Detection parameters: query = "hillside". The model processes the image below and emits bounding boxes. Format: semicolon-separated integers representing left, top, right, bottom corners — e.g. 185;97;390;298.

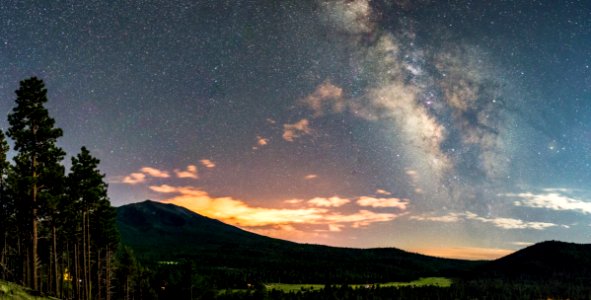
0;280;55;300
474;240;591;281
116;200;480;283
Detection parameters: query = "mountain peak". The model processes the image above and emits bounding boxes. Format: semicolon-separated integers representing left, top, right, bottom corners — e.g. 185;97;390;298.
116;200;479;283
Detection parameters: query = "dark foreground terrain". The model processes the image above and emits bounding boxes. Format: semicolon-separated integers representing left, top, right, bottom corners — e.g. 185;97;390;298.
112;201;591;299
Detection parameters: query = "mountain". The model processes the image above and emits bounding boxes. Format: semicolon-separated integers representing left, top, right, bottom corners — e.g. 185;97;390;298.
474;240;591;281
116;200;480;284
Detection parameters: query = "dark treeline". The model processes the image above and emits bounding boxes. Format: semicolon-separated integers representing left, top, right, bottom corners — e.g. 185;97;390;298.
0;77;119;299
215;280;591;300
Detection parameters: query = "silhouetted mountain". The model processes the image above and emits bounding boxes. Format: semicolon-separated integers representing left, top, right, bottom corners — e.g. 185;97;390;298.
116;200;480;284
474;241;591;280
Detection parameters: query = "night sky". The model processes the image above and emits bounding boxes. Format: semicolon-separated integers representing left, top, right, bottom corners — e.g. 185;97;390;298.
1;0;590;260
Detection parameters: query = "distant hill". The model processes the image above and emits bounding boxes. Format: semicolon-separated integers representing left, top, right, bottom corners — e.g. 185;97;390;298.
116;200;480;284
474;240;591;281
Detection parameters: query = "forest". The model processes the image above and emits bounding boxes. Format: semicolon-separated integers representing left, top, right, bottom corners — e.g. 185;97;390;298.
0;77;119;299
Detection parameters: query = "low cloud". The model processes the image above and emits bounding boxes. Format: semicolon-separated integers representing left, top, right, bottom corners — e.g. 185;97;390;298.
283;119;312;142
122;172;146;185
308;196;350;207
200;159;216;169
150;185;405;229
411;211;559;230
175;165;198;179
356;196;408;209
504;191;591;214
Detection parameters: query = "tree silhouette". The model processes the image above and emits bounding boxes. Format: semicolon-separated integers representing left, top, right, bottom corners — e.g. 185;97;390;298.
7;77;65;290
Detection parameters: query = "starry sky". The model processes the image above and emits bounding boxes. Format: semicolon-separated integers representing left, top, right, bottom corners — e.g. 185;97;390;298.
1;0;590;260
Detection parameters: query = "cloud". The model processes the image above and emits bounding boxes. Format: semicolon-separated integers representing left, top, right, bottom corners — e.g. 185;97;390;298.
505;191;591;214
411;211;559;230
301;81;345;116
376;189;391;195
122;172;146;185
256;135;269;146
284;199;303;204
308;196;350;207
512;241;534;247
356;196;408;209
150;185;404;229
328;224;344;232
175;165;198;179
200;159;216;169
283;119;312;142
304;174;318;180
411;246;513;260
140;167;170;178
122;166;172;184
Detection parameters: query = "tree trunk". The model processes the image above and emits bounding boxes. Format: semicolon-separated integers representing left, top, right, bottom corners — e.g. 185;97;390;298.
31;155;38;291
82;211;90;300
86;212;92;300
53;224;60;296
75;243;80;300
97;249;101;300
106;248;111;300
49;241;53;295
1;231;6;280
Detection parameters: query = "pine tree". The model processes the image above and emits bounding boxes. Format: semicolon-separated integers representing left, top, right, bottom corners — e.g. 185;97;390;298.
7;77;65;290
0;130;11;280
69;146;119;300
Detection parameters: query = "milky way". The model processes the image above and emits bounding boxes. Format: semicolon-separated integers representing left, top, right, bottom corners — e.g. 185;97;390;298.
1;1;590;259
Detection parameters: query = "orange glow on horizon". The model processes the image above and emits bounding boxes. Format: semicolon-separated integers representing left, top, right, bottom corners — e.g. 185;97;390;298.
411;247;514;260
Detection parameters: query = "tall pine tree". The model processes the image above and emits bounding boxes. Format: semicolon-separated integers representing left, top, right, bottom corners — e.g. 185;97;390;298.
7;77;65;290
69;146;118;300
0;130;11;280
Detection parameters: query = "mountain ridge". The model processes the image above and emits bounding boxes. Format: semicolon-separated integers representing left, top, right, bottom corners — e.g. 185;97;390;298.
116;200;591;284
116;200;480;283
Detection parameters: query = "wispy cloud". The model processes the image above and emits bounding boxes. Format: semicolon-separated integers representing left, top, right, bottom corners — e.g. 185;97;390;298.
122;172;146;185
200;159;216;169
356;196;408;209
304;174;318;180
282;119;312;142
175;165;198;179
504;191;591;214
411;211;559;230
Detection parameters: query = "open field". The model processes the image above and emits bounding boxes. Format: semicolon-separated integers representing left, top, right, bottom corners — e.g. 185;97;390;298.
263;277;452;293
